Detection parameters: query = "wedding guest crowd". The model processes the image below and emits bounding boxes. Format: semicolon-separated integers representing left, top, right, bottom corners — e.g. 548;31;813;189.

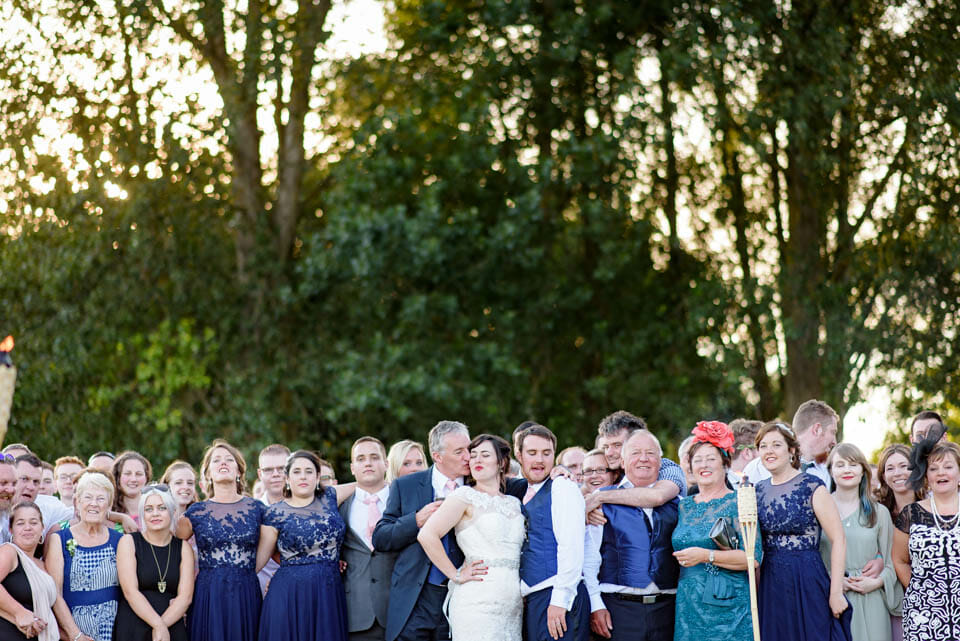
0;404;950;640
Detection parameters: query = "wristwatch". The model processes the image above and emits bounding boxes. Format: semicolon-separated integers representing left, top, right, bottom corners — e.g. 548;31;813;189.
708;550;715;564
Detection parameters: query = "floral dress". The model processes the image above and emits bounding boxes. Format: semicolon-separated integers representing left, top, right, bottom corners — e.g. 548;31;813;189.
259;487;348;641
186;497;266;641
756;473;851;641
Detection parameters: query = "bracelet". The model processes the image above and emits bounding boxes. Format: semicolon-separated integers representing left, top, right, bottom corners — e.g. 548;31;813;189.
455;567;462;583
73;631;82;641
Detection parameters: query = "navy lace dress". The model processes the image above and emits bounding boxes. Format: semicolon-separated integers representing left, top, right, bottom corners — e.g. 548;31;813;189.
756;473;852;641
186;497;266;641
259;487;347;641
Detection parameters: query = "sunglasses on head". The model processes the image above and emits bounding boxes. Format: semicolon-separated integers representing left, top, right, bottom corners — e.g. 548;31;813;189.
143;483;170;493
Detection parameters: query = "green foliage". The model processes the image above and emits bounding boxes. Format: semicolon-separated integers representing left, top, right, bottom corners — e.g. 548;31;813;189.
2;0;958;472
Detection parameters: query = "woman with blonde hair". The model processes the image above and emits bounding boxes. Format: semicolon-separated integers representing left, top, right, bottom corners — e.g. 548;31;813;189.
46;472;123;640
177;439;265;641
822;443;899;641
161;461;198;515
114;485;194;641
386;440;427;482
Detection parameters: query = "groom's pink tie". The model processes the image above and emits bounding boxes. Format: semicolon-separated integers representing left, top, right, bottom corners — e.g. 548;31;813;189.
523;485;537;504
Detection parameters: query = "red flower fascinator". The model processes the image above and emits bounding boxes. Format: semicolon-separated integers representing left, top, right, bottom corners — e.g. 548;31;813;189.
691;420;734;455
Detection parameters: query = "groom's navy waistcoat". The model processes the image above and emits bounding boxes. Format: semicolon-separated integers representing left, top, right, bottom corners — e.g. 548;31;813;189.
597;497;680;590
520;478;557;586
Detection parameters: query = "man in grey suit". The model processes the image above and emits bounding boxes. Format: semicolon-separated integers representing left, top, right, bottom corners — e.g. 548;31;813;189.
340;436;396;641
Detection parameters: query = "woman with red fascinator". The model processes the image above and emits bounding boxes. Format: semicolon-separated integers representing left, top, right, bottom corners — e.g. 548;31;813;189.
671;421;762;641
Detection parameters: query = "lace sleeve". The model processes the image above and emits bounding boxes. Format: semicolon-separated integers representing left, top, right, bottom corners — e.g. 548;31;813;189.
895;502;918;533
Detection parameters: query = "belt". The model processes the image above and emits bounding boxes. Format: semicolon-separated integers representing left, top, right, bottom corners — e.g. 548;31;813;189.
608;592;675;604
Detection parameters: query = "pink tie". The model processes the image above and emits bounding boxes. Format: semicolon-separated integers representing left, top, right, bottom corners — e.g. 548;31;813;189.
444;479;457;497
523;485;537;504
363;495;381;549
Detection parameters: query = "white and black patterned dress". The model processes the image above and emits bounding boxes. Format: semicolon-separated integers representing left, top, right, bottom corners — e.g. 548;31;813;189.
895;502;960;641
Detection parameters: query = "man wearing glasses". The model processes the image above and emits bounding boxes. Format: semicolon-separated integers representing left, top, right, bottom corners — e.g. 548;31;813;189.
256;443;290;594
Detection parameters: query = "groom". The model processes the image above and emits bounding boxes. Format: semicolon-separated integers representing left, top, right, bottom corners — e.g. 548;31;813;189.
372;421;472;641
516;423;590;641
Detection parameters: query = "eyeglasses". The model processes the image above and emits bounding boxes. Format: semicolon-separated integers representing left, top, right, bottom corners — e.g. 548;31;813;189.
583;467;609;476
259;466;285;476
319;475;335;482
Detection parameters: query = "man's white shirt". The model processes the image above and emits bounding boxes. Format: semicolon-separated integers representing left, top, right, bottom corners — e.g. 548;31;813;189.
519;476;585;610
583;477;676;613
349;485;390;550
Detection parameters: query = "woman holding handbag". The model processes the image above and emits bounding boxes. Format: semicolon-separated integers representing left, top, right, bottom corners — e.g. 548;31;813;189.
671;421;761;641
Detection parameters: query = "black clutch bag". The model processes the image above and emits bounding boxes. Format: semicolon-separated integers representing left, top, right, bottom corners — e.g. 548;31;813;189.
708;516;740;551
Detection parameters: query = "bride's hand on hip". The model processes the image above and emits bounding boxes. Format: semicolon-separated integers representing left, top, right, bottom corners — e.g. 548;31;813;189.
454;559;488;584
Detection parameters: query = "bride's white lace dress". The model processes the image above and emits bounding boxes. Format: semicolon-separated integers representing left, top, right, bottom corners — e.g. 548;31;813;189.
445;485;525;641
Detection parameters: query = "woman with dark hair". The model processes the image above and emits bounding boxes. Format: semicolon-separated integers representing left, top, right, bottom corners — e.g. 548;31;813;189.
176;439;263;641
0;502;92;641
111;452;152;526
877;445;922;521
672;421;760;641
256;450;355;641
823;443;899;641
893;439;960;641
417;434;524;641
754;422;851;641
876;444;920;641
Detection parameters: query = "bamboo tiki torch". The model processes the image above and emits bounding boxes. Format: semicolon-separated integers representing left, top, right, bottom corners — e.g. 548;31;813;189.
738;480;761;641
0;336;15;446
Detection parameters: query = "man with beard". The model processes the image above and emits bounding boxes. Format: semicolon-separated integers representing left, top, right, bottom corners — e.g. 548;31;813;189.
14;453;72;538
0;457;16;542
517;423;589;641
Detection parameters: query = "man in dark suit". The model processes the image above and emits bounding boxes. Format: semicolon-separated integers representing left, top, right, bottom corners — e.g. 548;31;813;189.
340;436;397;641
372;421;472;641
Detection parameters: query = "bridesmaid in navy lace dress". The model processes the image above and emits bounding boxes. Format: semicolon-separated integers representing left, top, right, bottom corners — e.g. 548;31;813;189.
754;422;851;641
177;440;265;641
256;450;354;641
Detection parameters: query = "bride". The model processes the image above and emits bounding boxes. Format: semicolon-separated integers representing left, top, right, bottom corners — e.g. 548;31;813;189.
417;434;524;641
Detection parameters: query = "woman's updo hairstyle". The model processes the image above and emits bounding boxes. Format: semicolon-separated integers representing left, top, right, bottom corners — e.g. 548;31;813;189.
754;421;801;470
466;434;512;492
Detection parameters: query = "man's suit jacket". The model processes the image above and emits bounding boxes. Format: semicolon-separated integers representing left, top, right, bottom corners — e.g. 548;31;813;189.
371;467;528;641
339;494;397;634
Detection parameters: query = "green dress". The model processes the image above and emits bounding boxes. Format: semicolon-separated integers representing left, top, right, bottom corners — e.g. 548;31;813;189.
671;492;761;641
820;502;902;641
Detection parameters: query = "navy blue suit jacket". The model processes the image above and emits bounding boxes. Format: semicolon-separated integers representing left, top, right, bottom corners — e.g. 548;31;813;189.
372;467;527;641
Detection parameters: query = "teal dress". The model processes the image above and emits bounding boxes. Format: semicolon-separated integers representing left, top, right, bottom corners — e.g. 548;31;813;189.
671;492;760;641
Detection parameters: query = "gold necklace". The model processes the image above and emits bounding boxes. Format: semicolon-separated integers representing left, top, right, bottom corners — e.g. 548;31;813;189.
146;535;172;593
